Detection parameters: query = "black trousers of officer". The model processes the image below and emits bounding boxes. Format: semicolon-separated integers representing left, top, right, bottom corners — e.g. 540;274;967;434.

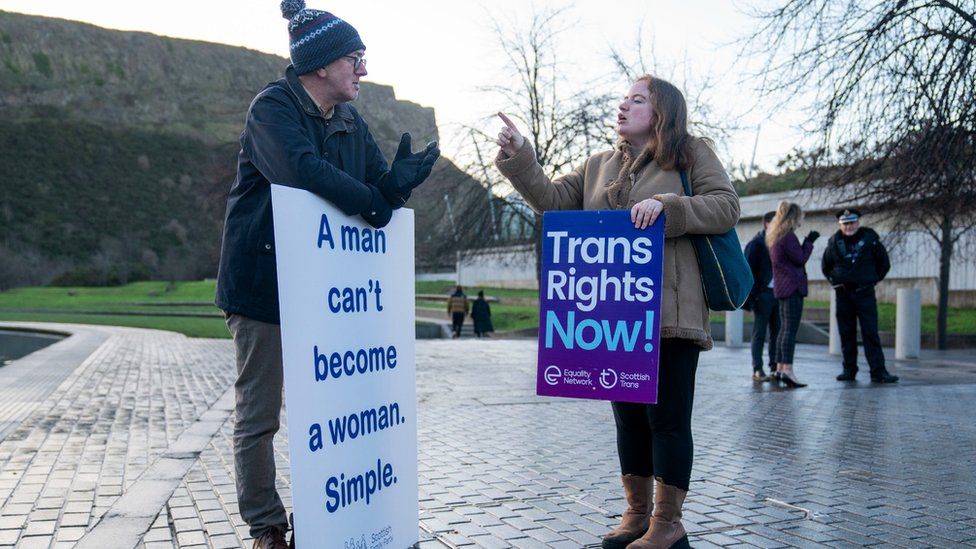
836;286;886;375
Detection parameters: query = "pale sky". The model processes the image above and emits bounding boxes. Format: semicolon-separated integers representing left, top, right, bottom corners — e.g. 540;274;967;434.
1;0;807;174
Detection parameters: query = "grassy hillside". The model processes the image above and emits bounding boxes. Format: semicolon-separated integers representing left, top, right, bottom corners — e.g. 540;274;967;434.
0;10;484;286
0;118;229;276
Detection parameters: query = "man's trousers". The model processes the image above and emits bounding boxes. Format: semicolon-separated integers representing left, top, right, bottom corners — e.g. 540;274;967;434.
226;314;290;537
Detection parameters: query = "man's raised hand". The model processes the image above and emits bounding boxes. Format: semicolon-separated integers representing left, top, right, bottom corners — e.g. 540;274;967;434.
380;133;441;207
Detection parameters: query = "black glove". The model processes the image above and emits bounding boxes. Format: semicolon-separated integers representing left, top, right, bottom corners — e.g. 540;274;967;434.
804;230;820;244
360;186;392;229
378;133;440;207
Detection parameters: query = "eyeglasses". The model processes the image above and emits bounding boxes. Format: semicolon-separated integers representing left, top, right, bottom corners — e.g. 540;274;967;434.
343;54;366;71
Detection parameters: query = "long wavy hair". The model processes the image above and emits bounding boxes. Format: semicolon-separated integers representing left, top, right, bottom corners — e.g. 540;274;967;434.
766;201;804;248
632;75;695;172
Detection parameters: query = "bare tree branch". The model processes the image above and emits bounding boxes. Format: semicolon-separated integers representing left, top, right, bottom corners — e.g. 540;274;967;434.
743;0;976;349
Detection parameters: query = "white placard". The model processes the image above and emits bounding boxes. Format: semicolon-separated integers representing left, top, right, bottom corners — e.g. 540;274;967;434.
271;184;418;549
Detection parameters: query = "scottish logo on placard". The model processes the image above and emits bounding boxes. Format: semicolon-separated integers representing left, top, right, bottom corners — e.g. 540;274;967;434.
537;210;664;404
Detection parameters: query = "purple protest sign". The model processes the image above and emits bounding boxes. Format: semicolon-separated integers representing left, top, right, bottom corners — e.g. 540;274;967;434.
537;210;664;404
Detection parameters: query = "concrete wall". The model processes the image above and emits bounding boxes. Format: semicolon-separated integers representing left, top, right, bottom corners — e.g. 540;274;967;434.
740;190;976;305
457;244;538;289
452;189;976;304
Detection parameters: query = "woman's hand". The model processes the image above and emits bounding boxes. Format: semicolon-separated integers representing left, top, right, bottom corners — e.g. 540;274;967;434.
496;112;526;157
631;198;664;229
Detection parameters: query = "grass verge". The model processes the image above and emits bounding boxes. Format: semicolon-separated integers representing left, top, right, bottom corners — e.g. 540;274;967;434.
3;280;973;338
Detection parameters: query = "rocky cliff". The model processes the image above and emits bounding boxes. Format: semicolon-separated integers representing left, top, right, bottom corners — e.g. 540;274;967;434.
0;11;474;286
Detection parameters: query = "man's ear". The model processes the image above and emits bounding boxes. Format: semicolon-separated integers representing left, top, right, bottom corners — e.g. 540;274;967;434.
315;67;328;78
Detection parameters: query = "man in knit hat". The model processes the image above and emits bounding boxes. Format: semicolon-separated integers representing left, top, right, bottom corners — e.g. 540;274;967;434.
215;2;440;546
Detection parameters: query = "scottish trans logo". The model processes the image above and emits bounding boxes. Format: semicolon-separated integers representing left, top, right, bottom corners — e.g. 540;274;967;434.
599;368;618;389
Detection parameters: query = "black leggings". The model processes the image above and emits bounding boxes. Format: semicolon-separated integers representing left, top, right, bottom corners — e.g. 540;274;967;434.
611;338;700;491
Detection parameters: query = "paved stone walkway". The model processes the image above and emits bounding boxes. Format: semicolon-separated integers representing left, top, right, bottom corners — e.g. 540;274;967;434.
1;322;975;548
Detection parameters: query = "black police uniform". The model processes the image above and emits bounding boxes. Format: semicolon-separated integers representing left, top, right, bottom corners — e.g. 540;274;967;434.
821;225;892;379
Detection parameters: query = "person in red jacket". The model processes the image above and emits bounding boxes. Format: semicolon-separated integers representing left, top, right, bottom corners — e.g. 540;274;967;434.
766;201;819;388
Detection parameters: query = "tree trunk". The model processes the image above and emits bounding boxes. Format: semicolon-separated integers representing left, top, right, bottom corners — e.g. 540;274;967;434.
936;215;953;350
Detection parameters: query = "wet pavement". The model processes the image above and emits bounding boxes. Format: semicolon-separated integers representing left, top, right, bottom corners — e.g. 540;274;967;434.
0;322;974;548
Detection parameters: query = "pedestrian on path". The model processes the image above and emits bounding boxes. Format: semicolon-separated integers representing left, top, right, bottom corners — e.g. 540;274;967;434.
744;211;781;382
471;290;494;337
214;2;439;547
822;209;899;383
767;201;818;388
447;286;469;338
495;75;739;549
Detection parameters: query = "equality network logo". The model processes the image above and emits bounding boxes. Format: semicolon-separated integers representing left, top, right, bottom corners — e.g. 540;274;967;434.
544;365;618;389
544;365;562;385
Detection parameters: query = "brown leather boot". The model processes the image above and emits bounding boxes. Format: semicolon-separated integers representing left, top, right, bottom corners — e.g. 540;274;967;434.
602;475;653;549
626;478;690;549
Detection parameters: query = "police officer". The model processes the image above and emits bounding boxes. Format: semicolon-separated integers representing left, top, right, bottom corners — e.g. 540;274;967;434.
821;209;899;383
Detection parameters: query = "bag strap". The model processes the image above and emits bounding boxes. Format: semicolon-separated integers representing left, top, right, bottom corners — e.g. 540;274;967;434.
679;170;692;197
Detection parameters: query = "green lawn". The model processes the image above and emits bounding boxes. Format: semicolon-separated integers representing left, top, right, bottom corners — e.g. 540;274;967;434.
418;302;539;333
729;300;976;335
416;280;539;300
877;303;976;335
0;280;542;337
0;311;231;338
0;281;229;337
3;280;972;338
0;280;219;311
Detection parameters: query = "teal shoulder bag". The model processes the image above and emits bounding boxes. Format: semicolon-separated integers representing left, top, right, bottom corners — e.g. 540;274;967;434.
679;170;753;311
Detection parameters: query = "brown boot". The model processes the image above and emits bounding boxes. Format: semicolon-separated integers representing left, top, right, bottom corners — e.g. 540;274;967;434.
626;478;689;549
602;475;653;549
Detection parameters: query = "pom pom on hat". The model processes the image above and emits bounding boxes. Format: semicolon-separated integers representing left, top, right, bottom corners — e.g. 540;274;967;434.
280;0;305;20
280;3;365;75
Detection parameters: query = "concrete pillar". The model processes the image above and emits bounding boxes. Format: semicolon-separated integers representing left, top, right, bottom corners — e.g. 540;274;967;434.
725;309;743;348
829;289;841;355
896;288;922;359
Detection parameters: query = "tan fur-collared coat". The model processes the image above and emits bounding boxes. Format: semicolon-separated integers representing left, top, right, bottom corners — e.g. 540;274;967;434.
495;139;740;350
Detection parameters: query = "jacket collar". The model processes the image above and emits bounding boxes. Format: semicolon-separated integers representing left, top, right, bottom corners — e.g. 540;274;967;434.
283;65;356;128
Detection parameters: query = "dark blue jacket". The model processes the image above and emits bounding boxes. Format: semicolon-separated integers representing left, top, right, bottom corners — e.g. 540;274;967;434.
215;66;389;324
743;229;774;310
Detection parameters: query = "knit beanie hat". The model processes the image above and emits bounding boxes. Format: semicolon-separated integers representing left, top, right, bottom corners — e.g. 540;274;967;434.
281;0;365;75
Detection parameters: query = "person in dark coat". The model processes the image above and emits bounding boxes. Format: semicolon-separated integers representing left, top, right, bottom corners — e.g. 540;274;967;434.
446;286;469;338
471;290;494;337
822;209;899;383
213;4;439;547
744;211;780;381
767;201;819;388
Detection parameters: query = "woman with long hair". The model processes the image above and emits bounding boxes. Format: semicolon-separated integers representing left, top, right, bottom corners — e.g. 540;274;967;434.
766;201;819;388
495;76;739;549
